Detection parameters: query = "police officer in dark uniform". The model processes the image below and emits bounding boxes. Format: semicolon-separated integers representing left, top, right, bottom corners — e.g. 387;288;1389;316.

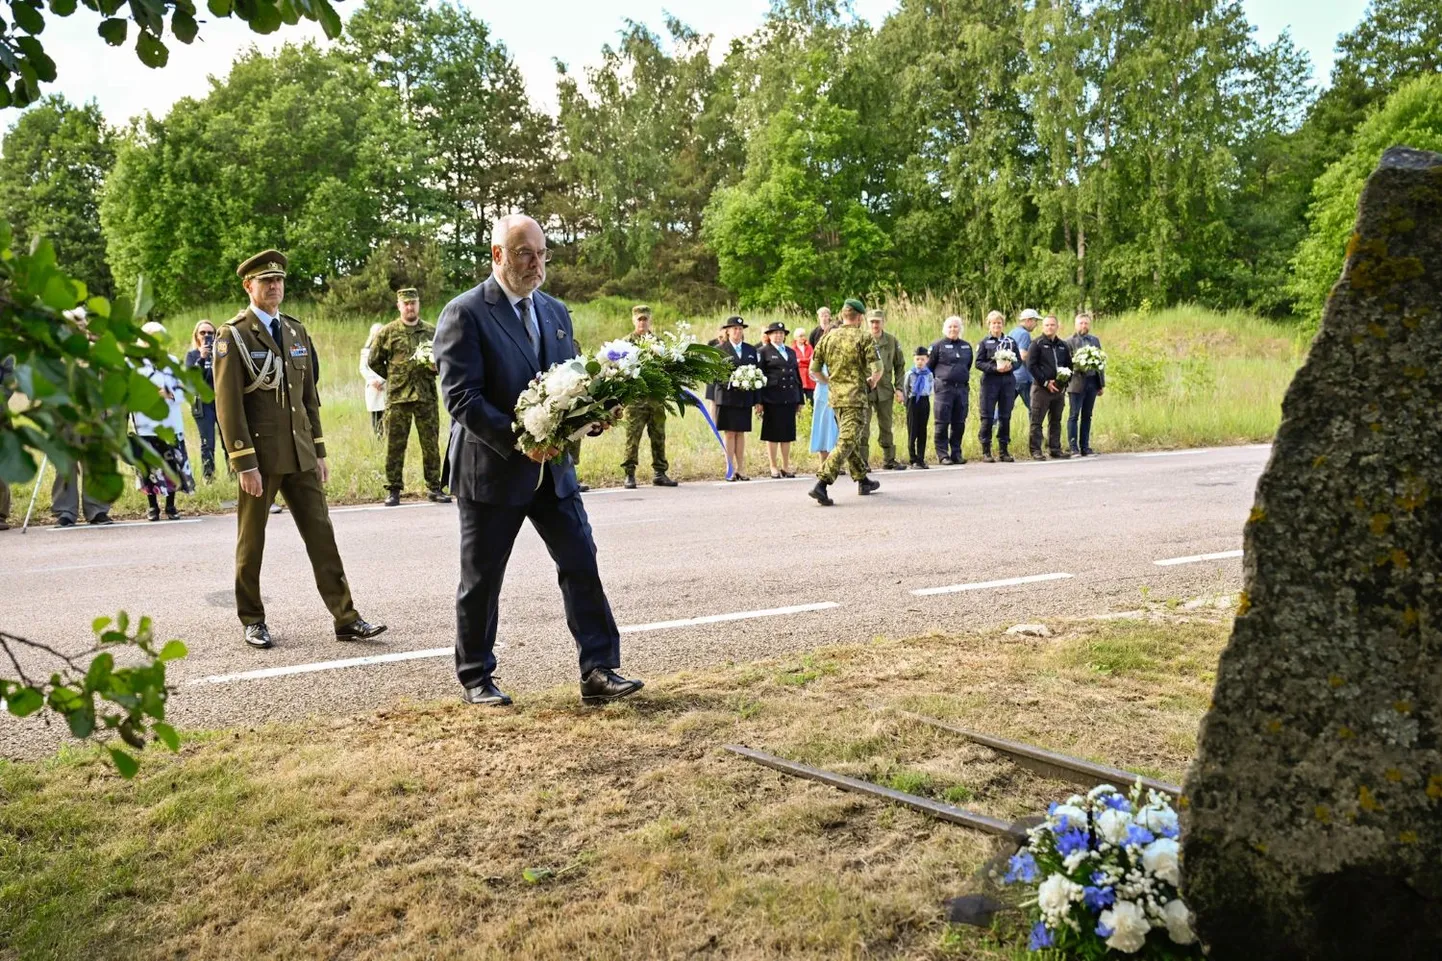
214;250;387;649
974;310;1022;463
926;315;973;465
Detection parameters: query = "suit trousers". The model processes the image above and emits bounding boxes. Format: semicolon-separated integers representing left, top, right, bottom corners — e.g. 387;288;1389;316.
50;466;109;523
1029;386;1067;454
236;469;358;628
979;377;1016;452
932;388;967;461
1067;383;1099;452
906;398;930;464
455;482;621;688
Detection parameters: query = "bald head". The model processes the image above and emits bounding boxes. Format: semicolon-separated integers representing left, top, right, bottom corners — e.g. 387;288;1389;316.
491;214;548;296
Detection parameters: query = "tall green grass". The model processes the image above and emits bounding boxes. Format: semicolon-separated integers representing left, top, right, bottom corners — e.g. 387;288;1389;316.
5;296;1308;521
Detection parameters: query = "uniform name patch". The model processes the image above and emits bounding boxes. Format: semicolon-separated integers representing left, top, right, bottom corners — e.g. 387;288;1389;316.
250;350;270;360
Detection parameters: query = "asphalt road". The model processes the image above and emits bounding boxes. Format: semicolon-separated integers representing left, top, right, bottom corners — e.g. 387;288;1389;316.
0;444;1267;759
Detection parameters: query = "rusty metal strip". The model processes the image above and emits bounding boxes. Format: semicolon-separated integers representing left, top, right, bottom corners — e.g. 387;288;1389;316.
892;710;1181;797
724;744;1026;840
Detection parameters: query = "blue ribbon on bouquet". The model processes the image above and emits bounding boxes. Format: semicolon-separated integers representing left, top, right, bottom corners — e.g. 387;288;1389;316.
681;387;733;480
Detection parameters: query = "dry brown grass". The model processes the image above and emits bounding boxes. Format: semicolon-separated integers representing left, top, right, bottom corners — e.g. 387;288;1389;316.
0;611;1230;961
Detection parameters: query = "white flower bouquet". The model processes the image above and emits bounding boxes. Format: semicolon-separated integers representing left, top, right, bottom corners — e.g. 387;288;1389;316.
1073;345;1107;374
412;339;435;367
513;327;731;460
1001;782;1201;957
729;363;766;391
994;347;1018;372
1054;365;1073;387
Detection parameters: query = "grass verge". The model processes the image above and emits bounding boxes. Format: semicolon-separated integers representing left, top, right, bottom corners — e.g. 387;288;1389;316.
6;299;1302;519
0;611;1229;960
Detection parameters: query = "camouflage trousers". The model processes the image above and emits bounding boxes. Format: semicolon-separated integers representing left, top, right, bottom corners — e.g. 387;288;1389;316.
385;400;442;490
621;401;668;474
816;406;869;485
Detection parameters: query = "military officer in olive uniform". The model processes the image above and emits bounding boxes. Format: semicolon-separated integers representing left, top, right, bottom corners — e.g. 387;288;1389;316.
366;288;451;506
214;250;387;649
808;298;883;506
621;304;678;489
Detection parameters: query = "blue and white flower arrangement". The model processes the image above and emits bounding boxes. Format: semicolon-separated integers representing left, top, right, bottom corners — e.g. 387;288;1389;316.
1001;783;1201;957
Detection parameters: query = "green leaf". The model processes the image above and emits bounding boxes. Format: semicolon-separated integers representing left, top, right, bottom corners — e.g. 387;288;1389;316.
66;704;96;738
5;687;44;717
40;271;81;310
0;430;37;486
135;31;169;69
13;37;57;83
85;652;115;690
251;3;282;33
11;2;45;34
101;370;129;406
153;722;180;751
313;0;341;38
89;331;124;367
92;615;112;633
207;0;234;16
97;18;127;46
132;275;154;320
158;640;188;662
521;867;553;884
50;0;79;15
108;747;140;778
172;11;199;44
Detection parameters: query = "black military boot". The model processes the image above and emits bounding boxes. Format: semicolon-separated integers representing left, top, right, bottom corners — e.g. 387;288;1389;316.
999;448;1015;463
623;472;637;490
808;480;834;506
857;477;881;495
981;448;995;464
428;488;452;503
384;488;401;507
652;473;678;487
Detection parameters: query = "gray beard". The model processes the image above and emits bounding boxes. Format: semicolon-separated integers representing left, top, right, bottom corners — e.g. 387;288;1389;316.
500;264;543;297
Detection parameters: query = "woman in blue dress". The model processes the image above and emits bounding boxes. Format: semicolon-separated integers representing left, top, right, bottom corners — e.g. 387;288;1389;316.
809;362;839;462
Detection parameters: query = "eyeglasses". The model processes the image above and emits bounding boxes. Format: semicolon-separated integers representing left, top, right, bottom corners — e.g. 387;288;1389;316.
501;246;553;263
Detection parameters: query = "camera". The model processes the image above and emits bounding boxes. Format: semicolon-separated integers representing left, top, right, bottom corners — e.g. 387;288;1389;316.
203;331;215;347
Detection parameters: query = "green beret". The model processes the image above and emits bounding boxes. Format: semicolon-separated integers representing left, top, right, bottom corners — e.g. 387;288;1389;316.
237;249;287;281
843;297;865;313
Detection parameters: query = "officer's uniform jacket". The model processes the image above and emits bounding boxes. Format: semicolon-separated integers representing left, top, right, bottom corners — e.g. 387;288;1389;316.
869;330;906;393
213;307;326;476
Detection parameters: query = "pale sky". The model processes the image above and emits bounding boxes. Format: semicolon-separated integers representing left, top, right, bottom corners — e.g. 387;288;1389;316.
37;0;1371;127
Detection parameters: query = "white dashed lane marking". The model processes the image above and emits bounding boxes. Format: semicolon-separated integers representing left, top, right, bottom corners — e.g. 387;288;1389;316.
911;572;1074;597
1153;549;1243;566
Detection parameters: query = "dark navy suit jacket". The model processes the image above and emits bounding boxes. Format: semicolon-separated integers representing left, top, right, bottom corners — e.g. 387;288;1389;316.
435;275;580;505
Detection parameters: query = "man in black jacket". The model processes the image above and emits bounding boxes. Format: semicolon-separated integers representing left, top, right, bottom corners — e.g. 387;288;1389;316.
1025;314;1073;460
926;316;973;465
974;310;1022;463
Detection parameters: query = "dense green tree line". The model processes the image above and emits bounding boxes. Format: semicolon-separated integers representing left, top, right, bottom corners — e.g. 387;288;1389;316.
2;0;1439;318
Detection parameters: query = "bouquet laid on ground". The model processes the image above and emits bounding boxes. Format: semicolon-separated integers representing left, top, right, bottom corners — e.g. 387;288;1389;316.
1001;783;1201;958
994;347;1018;372
1054;365;1073;388
1073;345;1107;374
729;364;766;391
412;340;435;367
512;325;731;460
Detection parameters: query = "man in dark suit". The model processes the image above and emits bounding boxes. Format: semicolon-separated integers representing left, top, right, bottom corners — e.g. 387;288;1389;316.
433;214;643;707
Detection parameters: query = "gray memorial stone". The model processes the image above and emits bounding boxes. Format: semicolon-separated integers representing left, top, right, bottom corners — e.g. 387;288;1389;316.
1183;146;1442;959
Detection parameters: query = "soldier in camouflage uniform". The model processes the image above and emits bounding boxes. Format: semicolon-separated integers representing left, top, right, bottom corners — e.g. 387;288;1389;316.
808;298;883;506
621;304;678;489
367;288;450;506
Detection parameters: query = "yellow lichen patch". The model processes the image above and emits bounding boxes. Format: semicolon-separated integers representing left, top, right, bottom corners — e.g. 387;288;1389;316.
1328;675;1345;689
1399;831;1419;845
1385;769;1404;784
1358;785;1381;813
1236;592;1251;616
1367;322;1388;339
1313;805;1332;824
1390;549;1410;570
1312;455;1327;469
1394;699;1413;714
1369;514;1392;536
1402;314;1421;330
1248;507;1267;525
1252;841;1269;855
1265;719;1283;735
1395;478;1428;512
1403;365;1426;380
1352;496;1368;512
1338;726;1356;740
1401;609;1418;631
1428;775;1442;801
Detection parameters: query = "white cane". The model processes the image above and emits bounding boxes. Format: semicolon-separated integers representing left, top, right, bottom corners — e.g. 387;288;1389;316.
20;455;48;533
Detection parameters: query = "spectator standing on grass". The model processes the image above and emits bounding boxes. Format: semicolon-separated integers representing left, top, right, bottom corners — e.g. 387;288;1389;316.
1066;312;1105;456
1026;314;1074;461
367;288;451;507
861;308;908;471
133;321;196;521
183;319;221;481
756;321;804;478
621;305;677;489
715;316;759;482
902;346;934;468
975;310;1021;463
1009;308;1040;433
214;249;387;650
359;322;387;438
927;315;973;465
793;327;815;404
809;306;832;348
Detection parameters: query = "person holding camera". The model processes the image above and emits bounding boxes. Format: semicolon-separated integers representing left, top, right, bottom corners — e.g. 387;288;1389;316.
184;319;221;481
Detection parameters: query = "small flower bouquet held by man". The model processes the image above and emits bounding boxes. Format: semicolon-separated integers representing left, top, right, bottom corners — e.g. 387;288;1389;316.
729;363;767;391
513;330;730;460
1054;365;1073;388
1073;345;1107;374
1001;783;1201;958
994;347;1018;373
412;339;436;368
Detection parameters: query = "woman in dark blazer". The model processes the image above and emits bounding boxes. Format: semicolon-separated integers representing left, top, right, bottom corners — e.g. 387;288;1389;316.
715;315;759;481
755;321;804;478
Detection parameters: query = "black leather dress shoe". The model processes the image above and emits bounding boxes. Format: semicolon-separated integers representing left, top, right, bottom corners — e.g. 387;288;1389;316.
581;668;644;704
89;513;114;525
857;477;881;495
428;488;452;503
462;679;513;706
652;473;678;487
335;617;387;641
244;622;273;649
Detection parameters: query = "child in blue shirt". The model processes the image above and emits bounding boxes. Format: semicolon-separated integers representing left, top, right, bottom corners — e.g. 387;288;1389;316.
902;346;935;468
